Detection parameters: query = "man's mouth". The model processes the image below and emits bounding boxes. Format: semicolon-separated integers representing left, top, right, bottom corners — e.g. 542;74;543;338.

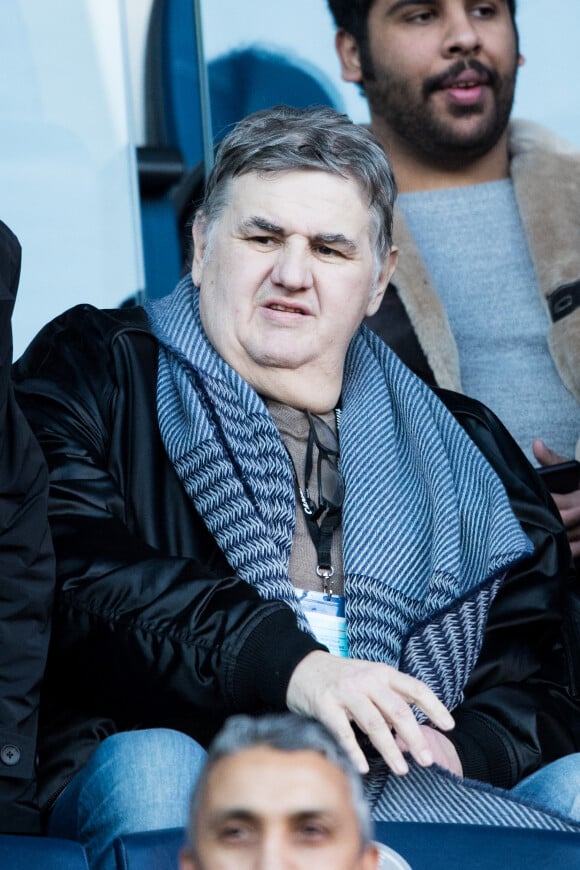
266;302;309;315
425;60;496;100
441;70;490;91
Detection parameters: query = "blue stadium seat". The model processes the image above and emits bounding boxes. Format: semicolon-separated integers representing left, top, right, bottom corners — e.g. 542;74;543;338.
375;822;580;869
0;834;89;869
113;821;580;869
138;0;209;299
138;0;345;300
114;827;185;870
207;45;345;143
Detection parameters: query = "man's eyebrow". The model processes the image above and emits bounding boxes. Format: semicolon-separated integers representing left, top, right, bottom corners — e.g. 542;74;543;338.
238;219;359;253
291;809;336;824
205;808;258;828
238;216;284;235
313;233;359;253
386;0;438;14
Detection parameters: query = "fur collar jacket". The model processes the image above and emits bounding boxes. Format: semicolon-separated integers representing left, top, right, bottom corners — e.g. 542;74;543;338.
374;120;580;458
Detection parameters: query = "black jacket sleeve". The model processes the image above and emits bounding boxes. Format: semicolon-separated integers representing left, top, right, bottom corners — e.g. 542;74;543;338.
0;222;55;833
12;306;323;747
438;389;580;789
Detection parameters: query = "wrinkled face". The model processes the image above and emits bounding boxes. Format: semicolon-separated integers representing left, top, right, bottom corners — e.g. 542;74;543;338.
192;170;395;398
340;0;521;163
182;747;379;870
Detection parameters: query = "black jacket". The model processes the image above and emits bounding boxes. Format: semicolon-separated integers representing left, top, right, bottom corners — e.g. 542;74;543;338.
366;285;435;386
12;303;580;814
0;221;55;833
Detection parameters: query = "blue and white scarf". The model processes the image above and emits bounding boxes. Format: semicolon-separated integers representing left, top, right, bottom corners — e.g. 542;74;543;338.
146;277;580;832
146;276;531;713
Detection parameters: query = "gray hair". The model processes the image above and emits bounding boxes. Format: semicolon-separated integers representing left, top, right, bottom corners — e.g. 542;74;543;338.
188;713;373;852
196;104;397;265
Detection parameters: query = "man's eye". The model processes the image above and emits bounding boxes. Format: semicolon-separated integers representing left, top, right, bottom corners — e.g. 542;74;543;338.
296;822;331;842
251;236;275;245
217;824;252;842
473;4;496;18
316;245;341;257
405;9;436;24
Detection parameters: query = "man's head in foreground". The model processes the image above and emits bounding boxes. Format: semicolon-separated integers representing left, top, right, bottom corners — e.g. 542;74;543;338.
180;713;379;870
191;105;398;411
328;0;522;173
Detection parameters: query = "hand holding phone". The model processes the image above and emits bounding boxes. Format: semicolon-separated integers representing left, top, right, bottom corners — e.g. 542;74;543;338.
537;460;580;494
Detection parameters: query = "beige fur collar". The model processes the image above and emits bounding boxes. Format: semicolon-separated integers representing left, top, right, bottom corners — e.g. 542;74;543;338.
509;120;580;407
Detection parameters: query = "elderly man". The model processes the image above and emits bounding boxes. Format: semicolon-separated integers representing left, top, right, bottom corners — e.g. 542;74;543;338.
327;0;580;558
180;713;384;870
12;106;580;869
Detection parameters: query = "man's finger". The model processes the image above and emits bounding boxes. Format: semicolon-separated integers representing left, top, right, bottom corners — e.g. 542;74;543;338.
390;670;455;732
346;694;412;775
321;708;371;775
532;438;567;467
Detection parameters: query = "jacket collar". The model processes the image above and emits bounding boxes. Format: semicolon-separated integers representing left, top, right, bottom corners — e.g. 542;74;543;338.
391;120;580;417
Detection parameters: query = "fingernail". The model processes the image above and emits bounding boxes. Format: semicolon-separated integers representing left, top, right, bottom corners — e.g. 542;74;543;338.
393;758;408;775
419;749;433;766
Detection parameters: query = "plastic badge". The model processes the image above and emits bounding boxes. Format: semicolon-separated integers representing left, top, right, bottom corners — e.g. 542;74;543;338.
296;588;349;658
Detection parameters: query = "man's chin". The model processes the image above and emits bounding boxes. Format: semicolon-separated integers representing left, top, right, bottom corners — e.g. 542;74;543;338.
421;86;514;159
413;113;509;162
255;353;309;371
241;347;313;380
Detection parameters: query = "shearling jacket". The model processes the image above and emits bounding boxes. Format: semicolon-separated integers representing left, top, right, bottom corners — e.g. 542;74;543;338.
12;303;580;816
367;120;580;459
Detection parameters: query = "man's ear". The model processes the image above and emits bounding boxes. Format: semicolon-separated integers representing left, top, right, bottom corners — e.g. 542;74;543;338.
360;842;381;870
366;247;398;318
191;212;209;287
335;29;364;83
178;846;197;870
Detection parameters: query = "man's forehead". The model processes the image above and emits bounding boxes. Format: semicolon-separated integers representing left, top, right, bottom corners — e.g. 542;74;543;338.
205;746;351;798
211;744;334;771
224;170;371;239
228;169;366;206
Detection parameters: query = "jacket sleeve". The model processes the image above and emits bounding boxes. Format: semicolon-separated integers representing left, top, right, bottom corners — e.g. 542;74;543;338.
442;393;580;789
12;307;323;743
0;222;55;833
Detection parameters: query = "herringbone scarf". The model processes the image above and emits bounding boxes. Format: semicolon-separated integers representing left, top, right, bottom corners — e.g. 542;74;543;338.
146;277;580;831
147;276;531;713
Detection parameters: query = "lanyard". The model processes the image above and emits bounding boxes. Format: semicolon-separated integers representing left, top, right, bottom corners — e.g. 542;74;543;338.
286;414;342;598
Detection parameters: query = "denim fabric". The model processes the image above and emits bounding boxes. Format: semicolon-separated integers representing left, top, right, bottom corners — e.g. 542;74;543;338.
47;729;206;870
510;754;580;822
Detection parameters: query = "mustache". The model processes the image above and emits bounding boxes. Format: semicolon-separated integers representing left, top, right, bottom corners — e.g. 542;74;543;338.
423;60;498;96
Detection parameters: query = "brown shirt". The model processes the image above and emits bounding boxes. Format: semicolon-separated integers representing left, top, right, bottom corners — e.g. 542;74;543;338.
266;400;344;596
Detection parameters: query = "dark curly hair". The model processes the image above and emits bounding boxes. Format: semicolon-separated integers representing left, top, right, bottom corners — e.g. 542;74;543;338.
326;1;517;47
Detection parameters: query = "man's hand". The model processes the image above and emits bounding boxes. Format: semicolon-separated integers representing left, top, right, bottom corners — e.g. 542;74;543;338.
396;725;463;776
533;439;580;558
286;650;455;776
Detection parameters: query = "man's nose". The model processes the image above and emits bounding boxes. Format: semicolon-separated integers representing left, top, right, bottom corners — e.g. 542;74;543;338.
254;833;290;870
442;9;482;57
271;243;314;291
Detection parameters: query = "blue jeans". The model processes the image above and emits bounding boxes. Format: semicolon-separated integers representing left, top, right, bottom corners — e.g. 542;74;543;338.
510;754;580;822
47;729;207;870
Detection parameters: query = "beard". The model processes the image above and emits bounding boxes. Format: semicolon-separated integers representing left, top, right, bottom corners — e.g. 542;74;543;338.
361;54;519;166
